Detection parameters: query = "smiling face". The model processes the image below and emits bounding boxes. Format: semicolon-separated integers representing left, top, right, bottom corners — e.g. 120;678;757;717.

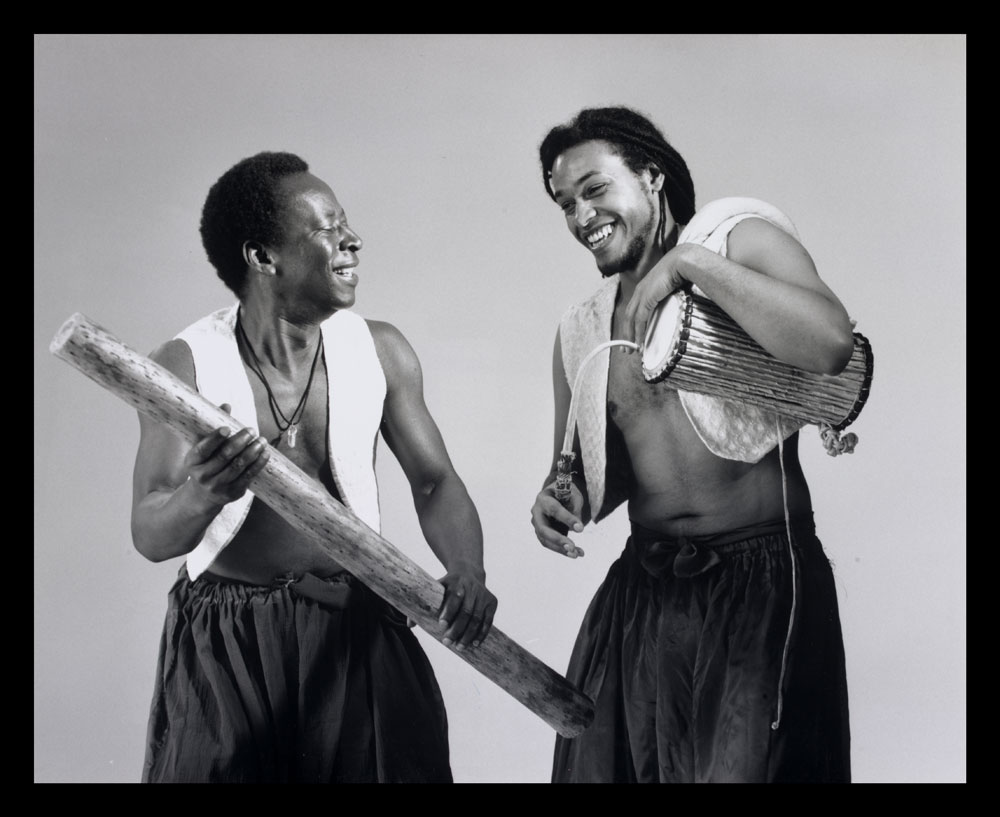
265;172;363;318
548;140;670;279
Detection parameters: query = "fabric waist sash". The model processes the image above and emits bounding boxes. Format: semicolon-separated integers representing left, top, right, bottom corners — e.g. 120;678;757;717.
627;513;817;578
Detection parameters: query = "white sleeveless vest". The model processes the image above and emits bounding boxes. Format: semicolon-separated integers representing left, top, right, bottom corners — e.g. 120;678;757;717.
559;197;805;522
175;304;386;579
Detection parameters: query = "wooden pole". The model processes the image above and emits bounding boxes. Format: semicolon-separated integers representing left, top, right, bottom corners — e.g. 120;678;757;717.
50;313;594;738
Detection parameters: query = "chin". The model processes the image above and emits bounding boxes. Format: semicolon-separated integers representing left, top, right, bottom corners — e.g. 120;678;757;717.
330;290;357;310
596;257;627;278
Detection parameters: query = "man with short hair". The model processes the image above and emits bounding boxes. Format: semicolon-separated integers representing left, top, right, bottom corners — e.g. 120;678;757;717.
530;107;854;783
133;151;496;783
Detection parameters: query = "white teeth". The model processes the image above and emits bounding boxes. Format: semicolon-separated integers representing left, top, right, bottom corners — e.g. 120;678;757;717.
586;224;613;245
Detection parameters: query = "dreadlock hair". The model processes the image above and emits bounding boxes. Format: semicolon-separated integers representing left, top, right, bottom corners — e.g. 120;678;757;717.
200;151;310;297
539;106;695;249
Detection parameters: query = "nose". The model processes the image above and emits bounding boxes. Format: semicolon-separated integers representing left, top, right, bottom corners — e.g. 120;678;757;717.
574;201;596;228
340;225;362;252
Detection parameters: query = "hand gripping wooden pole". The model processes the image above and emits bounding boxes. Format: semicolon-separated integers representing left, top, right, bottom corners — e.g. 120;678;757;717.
50;313;594;738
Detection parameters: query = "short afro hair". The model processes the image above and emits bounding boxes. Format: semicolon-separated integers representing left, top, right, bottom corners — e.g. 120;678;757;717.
539;106;695;240
199;151;310;297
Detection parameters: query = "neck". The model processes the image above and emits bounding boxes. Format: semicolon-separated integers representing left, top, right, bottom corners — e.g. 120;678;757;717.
237;298;325;372
615;249;664;305
613;221;679;304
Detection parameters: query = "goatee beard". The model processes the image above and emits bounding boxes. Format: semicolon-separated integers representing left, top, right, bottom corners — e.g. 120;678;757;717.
597;233;648;278
597;221;680;279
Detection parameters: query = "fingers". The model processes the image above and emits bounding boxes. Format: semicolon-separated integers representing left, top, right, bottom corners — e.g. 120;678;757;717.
470;600;496;647
623;265;679;347
632;295;660;353
185;427;270;502
187;428;258;473
219;433;269;482
536;523;584;558
531;495;585;559
229;439;271;487
623;285;661;348
438;581;498;651
187;426;238;466
622;295;640;346
185;404;238;466
541;491;584;531
437;584;465;638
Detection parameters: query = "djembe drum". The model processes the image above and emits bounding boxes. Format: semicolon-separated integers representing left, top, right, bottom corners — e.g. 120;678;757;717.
553;287;873;509
640;286;873;437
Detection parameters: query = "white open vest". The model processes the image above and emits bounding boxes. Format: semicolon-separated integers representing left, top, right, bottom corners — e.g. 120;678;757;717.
175;304;386;579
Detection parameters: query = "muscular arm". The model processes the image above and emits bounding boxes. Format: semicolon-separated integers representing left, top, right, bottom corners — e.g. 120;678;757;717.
626;217;855;375
130;339;269;562
370;320;496;648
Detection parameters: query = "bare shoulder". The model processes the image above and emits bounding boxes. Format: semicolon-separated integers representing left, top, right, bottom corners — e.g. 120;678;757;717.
148;338;196;387
366;319;421;381
727;216;815;269
135;338;196;445
726;217;823;290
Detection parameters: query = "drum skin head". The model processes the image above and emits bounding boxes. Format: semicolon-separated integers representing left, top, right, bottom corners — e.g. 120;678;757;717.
641;290;688;383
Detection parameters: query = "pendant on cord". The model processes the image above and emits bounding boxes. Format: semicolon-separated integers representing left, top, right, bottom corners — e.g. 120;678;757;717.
235;312;323;455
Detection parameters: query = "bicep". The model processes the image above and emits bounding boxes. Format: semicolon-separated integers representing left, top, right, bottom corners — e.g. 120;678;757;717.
372;323;455;487
131;341;196;505
727;217;847;309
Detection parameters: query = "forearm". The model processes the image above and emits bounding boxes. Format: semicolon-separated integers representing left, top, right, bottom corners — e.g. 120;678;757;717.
413;472;485;578
131;481;224;562
677;245;854;374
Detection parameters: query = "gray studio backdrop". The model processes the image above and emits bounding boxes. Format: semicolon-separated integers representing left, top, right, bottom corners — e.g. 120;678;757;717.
35;34;965;783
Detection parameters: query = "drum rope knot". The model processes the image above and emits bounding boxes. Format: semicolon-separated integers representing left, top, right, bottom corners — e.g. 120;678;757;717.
819;423;859;457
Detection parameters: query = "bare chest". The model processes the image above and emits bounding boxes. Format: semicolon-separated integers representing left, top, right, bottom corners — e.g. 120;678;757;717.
608;348;688;424
243;360;331;477
606;309;687;431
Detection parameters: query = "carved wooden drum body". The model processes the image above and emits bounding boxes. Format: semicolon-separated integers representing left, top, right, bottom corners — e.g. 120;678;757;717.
640;288;873;432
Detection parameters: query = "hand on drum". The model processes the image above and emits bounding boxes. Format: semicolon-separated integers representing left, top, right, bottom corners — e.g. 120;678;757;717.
182;403;271;510
622;244;693;349
531;481;586;559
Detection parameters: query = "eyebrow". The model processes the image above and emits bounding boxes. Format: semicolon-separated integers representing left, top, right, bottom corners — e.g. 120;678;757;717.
551;170;604;200
316;208;347;225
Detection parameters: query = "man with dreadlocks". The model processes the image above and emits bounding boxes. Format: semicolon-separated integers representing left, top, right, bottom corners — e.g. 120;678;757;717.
529;106;854;783
133;151;497;782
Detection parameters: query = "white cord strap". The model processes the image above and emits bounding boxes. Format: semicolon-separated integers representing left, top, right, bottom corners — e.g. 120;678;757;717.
771;419;798;731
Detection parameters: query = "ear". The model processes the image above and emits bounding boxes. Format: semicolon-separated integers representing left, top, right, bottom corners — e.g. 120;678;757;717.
243;241;277;276
646;166;665;194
